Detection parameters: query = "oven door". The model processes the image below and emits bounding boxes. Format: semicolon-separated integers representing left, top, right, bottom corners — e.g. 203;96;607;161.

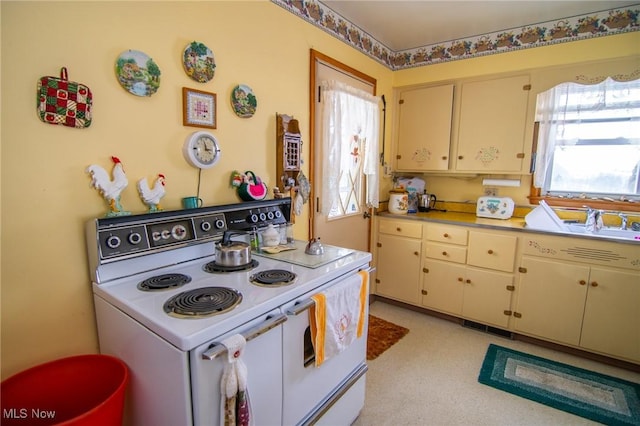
190;309;285;426
281;273;369;425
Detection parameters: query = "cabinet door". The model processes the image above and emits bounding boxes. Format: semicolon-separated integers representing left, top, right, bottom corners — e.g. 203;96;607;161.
376;234;422;305
421;259;464;315
462;268;513;328
513;256;588;346
396;85;454;171
455;75;530;172
580;267;640;363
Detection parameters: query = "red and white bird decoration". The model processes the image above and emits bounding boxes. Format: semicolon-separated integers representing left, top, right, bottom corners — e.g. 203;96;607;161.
137;174;166;212
86;156;130;216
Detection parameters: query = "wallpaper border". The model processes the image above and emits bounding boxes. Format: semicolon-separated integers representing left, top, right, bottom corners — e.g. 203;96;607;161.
271;0;640;70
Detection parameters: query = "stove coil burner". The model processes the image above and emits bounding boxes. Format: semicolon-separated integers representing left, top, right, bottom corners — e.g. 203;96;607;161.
163;287;242;318
250;269;297;287
203;259;259;274
138;273;192;291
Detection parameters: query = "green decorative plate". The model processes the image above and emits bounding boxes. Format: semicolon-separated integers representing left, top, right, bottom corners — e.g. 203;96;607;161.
231;84;257;118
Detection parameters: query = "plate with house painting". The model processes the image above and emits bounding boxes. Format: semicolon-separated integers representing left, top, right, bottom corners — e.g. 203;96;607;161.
231;84;257;118
182;41;216;83
115;50;161;97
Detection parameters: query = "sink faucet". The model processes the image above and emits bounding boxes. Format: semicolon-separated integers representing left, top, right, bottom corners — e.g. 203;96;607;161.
584;206;603;232
618;213;628;230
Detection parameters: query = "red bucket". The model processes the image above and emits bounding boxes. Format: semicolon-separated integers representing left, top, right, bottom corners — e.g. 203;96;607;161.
1;354;128;426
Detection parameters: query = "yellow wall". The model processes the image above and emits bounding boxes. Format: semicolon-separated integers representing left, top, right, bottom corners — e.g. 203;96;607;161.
0;1;392;379
1;0;637;379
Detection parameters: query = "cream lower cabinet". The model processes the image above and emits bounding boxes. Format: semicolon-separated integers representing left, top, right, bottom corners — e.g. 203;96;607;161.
421;225;517;328
514;233;640;363
375;218;423;305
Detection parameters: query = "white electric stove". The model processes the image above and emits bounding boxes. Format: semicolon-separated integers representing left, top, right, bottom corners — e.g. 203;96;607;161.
86;198;371;426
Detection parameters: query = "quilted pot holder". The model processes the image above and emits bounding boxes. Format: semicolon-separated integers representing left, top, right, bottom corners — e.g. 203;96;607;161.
37;67;93;128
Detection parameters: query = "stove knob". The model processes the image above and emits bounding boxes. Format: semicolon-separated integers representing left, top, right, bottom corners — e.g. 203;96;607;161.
106;235;121;249
128;232;142;245
274;210;282;219
259;212;267;221
267;211;275;220
201;221;212;232
248;214;259;224
214;219;225;229
172;225;187;240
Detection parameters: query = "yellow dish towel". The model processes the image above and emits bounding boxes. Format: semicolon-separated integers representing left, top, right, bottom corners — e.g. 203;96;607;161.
310;270;369;367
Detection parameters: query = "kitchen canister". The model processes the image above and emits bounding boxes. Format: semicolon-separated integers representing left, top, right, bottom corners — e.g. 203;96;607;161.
388;189;409;215
261;224;280;247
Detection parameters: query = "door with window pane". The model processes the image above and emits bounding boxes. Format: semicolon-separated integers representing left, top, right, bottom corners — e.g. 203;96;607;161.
312;53;376;252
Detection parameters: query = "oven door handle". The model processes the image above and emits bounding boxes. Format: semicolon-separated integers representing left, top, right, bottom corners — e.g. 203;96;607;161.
201;312;287;360
286;267;374;317
286;298;315;316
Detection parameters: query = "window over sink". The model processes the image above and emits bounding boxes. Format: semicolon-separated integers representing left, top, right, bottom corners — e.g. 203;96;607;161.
531;75;640;212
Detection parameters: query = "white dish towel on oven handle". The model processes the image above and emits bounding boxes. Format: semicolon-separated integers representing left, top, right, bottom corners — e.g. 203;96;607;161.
310;270;369;367
220;334;252;426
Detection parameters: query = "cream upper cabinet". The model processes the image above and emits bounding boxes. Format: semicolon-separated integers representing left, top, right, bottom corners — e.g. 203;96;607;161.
454;74;531;173
395;84;454;171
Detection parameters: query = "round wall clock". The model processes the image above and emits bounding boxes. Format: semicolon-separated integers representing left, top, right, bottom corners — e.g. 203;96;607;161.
183;131;221;169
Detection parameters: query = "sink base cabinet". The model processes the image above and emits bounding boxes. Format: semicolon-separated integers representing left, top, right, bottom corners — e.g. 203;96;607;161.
580;267;640;363
515;255;640;364
514;256;588;346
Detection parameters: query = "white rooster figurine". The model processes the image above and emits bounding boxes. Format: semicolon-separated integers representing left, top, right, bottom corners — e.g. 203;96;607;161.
86;156;130;216
137;174;166;213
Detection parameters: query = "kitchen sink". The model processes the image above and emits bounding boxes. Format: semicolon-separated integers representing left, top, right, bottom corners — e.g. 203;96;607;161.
564;223;640;241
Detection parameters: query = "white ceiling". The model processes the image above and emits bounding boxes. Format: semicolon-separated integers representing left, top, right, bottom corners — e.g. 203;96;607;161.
321;1;639;51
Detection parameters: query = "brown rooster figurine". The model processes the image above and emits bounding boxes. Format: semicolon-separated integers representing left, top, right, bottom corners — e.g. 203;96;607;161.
86;156;130;216
137;174;166;213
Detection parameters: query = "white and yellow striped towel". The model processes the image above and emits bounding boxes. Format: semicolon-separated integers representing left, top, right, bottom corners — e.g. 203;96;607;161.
310;270;369;367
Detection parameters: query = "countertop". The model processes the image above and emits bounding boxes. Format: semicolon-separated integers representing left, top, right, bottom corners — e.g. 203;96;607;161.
377;210;640;245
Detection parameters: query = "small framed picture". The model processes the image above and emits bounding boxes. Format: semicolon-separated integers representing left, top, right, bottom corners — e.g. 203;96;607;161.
182;87;216;129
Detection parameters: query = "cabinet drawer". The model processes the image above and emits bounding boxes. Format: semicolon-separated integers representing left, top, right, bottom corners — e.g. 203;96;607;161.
425;224;468;245
467;231;517;272
379;219;422;238
425;243;467;264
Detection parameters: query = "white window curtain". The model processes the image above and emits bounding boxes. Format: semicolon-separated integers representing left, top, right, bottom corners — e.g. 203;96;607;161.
319;80;380;215
533;76;640;188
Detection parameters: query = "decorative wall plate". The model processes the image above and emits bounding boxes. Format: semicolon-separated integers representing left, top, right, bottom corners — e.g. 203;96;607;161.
182;41;216;83
231;84;257;118
115;50;161;97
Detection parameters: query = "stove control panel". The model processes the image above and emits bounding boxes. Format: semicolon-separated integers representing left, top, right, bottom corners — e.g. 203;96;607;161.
225;204;288;232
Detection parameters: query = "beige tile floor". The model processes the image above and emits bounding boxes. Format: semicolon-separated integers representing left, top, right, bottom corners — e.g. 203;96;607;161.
353;301;640;426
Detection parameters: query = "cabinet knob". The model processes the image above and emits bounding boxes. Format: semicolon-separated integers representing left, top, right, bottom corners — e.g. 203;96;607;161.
457;277;463;282
591;281;599;287
443;233;449;238
458;155;464;160
414;251;419;256
421;289;428;295
487;249;494;254
465;279;471;284
442;156;447;160
396;227;401;232
579;280;587;286
423;267;429;273
442;251;448;256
